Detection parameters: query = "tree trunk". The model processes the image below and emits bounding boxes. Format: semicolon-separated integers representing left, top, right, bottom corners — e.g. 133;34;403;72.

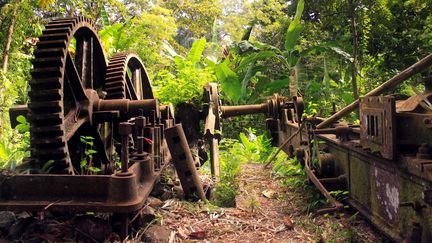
348;0;359;99
1;2;19;73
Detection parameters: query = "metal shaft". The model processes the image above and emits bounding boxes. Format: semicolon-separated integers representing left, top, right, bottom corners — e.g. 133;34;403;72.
221;103;268;118
95;99;159;119
317;53;432;129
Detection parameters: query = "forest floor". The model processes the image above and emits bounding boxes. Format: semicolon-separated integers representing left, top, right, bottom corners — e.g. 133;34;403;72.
138;163;387;242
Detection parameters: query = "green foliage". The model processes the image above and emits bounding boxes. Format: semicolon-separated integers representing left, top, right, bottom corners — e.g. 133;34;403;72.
79;136;100;174
41;159;54;173
187;38;206;64
98;6;178;74
154;38;217;106
0;115;30;168
161;0;222;45
285;0;304;52
214;138;242;207
100;6;110;28
214;129;274;206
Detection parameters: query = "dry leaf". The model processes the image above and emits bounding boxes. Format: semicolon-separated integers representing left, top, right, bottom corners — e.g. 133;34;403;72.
189;230;206;239
283;216;294;230
262;189;277;199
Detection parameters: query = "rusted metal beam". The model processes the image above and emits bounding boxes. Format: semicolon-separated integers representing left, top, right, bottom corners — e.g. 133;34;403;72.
165;124;206;201
317;53;432;129
221;103;268;118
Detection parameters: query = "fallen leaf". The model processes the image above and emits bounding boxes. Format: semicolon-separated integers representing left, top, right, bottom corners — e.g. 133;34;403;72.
177;227;189;239
188;230;206;239
283;215;294;230
262;189;277;199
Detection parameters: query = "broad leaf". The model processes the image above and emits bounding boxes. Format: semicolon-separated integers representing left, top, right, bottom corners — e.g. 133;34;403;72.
163;41;179;58
241;62;255;99
284;0;305;51
215;61;241;103
188;38;206;63
237;50;277;71
285;22;304;52
16;115;27;124
301;44;353;62
261;78;290;95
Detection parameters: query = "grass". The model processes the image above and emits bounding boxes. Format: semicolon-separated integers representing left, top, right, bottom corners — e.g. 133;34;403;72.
212;128;274;207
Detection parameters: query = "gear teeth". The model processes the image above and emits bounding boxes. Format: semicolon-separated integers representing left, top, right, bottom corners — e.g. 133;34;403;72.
34;48;66;58
28;17;106;173
104;53;129;99
32;56;64;67
36;40;67;49
104;52;154;100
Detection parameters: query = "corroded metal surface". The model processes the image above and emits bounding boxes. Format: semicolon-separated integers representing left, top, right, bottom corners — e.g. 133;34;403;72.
273;55;432;242
5;17;199;240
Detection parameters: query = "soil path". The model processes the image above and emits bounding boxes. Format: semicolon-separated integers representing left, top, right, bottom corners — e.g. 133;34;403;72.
145;163;385;242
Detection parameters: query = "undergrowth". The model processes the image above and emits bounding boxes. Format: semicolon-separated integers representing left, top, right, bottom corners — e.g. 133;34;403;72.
213;128;274;207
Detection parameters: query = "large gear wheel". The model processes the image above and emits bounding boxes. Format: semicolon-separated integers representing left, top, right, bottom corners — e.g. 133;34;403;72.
29;17;108;173
105;53;154;100
104;53;157;161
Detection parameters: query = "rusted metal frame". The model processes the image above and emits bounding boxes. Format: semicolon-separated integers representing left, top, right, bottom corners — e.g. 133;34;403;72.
203;83;222;178
319;175;347;185
125;74;138;100
9;104;28;128
165;124;206;201
65;53;87;101
132;69;142;100
75;36;93;89
209;138;220;178
305;161;344;214
347;198;403;242
317;53;432;129
0;157;170;213
303;122;344;214
316;131;432;241
264;122;304;168
119;122;132;173
204;107;220;178
359;96;395;159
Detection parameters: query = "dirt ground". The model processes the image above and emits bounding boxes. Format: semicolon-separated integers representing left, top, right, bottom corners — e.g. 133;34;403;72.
140;163;387;242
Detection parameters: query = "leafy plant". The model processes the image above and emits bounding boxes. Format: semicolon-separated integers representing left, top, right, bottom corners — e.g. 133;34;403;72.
214;129;274;206
154;38;217;106
79;136;100;174
0;115;30;168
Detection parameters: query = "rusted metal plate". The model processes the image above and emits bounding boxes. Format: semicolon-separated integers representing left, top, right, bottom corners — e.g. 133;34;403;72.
0;159;166;213
373;165;400;225
360;96;395;159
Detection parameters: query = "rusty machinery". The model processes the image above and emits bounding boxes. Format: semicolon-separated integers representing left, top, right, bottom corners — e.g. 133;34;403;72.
200;53;432;241
6;17;206;239
270;54;432;242
4;16;432;242
201;82;304;178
